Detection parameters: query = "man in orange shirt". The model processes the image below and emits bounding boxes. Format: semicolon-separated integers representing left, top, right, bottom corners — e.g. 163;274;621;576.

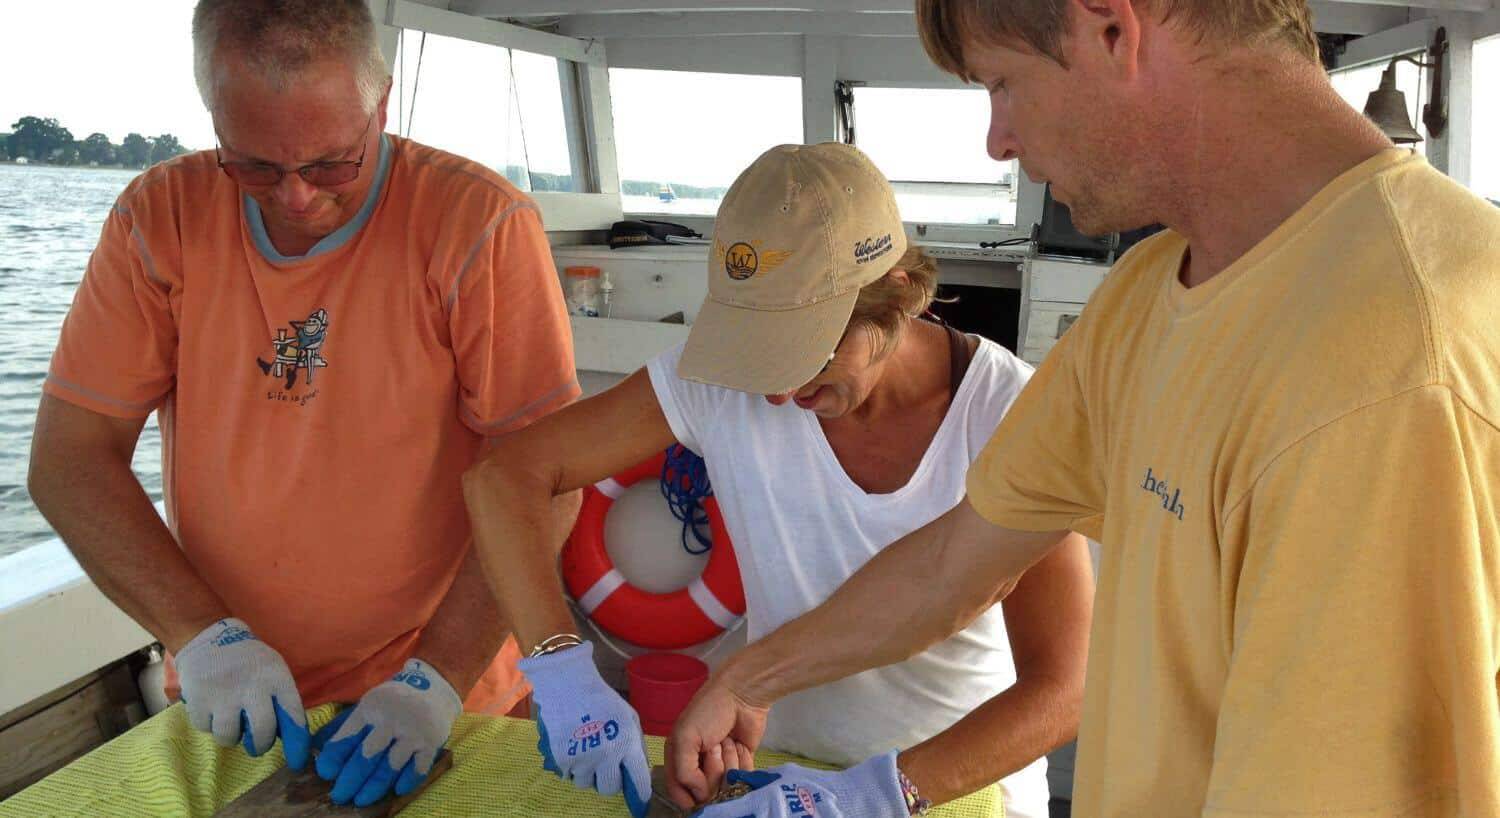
27;0;579;808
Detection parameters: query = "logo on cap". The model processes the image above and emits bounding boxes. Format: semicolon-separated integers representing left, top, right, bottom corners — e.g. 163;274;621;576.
854;234;894;265
725;242;759;280
716;240;793;282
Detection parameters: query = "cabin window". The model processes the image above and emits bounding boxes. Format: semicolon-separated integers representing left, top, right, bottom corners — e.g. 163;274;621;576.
1330;56;1429;142
1473;35;1500;204
850;87;1020;227
393;30;581;192
608;68;804;216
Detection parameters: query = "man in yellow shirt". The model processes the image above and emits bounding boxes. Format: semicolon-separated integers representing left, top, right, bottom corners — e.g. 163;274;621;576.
666;1;1500;816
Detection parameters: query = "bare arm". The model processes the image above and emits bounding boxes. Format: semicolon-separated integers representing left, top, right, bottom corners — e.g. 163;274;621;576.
722;498;1069;705
28;395;229;652
898;533;1094;805
462;370;678;653
412;487;576;698
668;499;1072;804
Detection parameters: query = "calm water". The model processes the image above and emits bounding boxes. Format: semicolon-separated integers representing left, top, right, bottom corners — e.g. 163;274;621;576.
0;164;163;557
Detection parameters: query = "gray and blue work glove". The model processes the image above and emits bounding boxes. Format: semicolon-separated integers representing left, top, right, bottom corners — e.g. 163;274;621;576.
175;617;311;770
691;751;908;818
314;658;462;807
519;641;652;817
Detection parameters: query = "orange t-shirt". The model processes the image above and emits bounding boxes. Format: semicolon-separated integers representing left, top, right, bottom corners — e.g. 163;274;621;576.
45;135;579;713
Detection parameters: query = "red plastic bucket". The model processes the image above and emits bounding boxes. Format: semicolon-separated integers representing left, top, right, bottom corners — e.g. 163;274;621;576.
641;718;676;738
626;652;708;737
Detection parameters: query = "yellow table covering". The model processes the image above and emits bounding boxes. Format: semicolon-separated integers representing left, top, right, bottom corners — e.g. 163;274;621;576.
0;704;1002;817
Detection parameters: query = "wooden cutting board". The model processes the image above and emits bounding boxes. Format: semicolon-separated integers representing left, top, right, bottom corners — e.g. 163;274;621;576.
215;753;453;817
646;766;689;818
645;765;752;818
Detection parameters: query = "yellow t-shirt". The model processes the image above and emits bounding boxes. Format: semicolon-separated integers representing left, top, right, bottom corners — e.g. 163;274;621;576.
969;149;1500;817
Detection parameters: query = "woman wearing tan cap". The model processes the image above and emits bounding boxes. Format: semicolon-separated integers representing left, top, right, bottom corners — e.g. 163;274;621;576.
464;143;1092;818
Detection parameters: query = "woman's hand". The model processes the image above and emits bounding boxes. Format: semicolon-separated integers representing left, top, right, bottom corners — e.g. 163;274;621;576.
664;676;769;808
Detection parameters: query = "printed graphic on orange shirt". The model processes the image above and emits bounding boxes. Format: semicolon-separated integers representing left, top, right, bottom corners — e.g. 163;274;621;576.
257;308;330;390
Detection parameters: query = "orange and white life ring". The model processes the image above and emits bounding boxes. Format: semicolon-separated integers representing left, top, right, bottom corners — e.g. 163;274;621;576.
562;451;746;650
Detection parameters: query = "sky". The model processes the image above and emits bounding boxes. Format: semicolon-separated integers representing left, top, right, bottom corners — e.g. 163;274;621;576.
852;86;1014;184
2;1;214;150
1473;36;1500;201
1;2;1496;200
392;29;575;179
606;67;804;189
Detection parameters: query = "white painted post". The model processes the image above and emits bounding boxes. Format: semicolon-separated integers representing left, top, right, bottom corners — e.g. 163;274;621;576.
366;0;400;73
803;36;840;145
583;61;622;197
1426;16;1474;185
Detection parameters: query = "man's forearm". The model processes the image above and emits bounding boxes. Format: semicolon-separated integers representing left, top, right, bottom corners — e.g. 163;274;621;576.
30;448;228;653
414;546;510;698
721;500;1063;706
897;670;1083;805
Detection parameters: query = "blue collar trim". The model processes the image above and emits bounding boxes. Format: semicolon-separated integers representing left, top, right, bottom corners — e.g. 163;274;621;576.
244;133;392;264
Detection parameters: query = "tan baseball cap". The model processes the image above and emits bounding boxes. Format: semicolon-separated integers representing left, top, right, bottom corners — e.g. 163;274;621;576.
677;143;908;394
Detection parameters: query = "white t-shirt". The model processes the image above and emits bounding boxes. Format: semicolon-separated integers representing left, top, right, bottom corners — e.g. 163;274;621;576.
646;336;1049;818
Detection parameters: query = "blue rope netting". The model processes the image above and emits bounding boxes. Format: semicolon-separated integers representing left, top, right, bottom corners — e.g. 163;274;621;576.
659;444;715;555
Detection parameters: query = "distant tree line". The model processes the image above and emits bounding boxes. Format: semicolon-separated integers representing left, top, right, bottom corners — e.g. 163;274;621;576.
3;116;189;168
1;127;726;197
501;165;728;200
503;167;576;193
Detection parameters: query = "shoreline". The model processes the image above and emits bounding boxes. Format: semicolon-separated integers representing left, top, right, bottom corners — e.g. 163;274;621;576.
1;161;155;172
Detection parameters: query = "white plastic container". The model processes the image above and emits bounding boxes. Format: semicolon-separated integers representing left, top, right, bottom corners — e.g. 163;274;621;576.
565;266;603;317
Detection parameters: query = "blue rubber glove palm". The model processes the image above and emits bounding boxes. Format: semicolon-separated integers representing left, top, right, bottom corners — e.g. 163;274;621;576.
175;618;310;770
690;752;907;818
314;659;462;807
518;641;652;817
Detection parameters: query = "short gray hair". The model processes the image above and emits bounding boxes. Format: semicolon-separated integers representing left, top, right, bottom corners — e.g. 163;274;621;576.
193;0;390;114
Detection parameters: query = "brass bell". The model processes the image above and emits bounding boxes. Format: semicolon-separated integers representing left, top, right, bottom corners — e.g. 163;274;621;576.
1362;63;1423;144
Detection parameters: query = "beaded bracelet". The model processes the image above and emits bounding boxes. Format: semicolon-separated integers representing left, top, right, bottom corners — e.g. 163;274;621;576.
529;632;584;658
898;768;932;816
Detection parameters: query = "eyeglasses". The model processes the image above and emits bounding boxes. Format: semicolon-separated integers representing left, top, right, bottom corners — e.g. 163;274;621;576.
216;117;373;188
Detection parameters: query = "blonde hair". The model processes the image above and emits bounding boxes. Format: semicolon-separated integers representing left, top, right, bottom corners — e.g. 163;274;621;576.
847;246;943;362
916;0;1319;78
192;0;390;114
